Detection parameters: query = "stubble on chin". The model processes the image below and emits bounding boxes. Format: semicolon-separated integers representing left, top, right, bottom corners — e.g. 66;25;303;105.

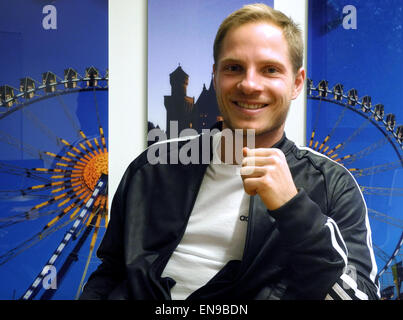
221;111;289;137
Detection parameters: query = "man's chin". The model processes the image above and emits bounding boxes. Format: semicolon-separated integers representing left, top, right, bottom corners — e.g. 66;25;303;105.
223;122;280;136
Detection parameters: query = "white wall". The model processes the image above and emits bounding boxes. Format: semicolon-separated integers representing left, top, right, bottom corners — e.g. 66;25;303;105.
274;0;308;147
108;0;308;208
109;0;147;203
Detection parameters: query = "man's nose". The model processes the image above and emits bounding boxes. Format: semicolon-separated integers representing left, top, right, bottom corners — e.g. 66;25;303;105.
237;70;263;94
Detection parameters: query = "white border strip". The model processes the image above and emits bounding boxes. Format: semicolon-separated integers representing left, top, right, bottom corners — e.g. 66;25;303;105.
109;0;147;208
274;0;308;147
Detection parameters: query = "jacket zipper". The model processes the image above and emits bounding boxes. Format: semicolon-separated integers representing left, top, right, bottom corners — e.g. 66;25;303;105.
186;194;256;300
238;194;255;276
150;164;210;299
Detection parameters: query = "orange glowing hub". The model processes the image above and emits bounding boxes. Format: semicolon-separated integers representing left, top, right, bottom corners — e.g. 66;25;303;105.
83;151;108;191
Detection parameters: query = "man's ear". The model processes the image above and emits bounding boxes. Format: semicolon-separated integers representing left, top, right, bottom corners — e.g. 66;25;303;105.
291;67;306;100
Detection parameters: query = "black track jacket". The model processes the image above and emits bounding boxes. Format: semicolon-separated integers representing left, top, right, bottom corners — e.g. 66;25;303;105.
80;126;380;300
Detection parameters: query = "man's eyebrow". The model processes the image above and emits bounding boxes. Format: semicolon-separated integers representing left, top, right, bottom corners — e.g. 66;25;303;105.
218;57;242;64
258;59;287;67
219;57;287;69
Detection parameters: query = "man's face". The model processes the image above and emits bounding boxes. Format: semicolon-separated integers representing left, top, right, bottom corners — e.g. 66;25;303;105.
213;22;305;136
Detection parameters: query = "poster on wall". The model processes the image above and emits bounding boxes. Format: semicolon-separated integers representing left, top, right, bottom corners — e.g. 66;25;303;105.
306;0;403;299
0;0;108;299
147;0;274;140
148;0;403;300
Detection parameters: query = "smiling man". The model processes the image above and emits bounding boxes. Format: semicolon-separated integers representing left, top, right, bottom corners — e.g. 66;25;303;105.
213;18;305;212
80;4;380;300
214;22;303;142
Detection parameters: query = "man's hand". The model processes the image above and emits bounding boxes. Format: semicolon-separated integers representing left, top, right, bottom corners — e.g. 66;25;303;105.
240;147;298;211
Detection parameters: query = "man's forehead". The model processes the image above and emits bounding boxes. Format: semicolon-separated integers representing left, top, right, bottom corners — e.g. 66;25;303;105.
226;21;284;40
218;22;290;63
220;22;286;54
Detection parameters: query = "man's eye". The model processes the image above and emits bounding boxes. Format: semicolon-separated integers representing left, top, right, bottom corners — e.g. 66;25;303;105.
264;66;278;74
224;65;242;72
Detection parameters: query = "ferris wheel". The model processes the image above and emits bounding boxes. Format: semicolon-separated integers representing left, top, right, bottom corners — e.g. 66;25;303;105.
0;67;108;300
307;78;403;299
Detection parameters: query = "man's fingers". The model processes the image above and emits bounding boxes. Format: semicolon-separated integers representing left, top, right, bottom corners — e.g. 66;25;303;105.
243;147;284;157
241;147;297;211
242;177;260;196
240;166;266;177
242;156;275;167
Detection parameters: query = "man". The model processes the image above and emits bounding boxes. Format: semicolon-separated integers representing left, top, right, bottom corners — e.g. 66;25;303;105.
80;4;379;300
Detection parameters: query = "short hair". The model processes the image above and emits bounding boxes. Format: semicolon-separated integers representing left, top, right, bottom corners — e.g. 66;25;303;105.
213;3;304;74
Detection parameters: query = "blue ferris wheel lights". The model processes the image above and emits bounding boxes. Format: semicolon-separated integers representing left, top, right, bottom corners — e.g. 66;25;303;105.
361;96;372;113
42;71;57;93
19;77;36;99
318;80;329;97
347;88;358;106
332;83;344;101
0;85;16;108
397;125;403;143
374;104;384;121
85;66;100;87
386;114;396;132
307;78;314;96
64;68;78;89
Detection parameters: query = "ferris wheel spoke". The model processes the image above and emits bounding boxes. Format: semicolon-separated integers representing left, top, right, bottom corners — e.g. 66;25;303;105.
41;197;88;231
338;136;389;166
78;131;99;157
0;208;58;229
368;208;403;229
21;107;62;148
0;190;89;230
54;93;82;139
0;163;52;183
0;129;49;164
39;212;97;300
74;209;105;300
0;211;77;267
0;192;51;200
307;98;323;148
20;174;107;300
360;186;403;197
376;232;403;281
374;244;393;264
318;118;372;158
92;87;102;129
315;107;348;152
350;160;403;177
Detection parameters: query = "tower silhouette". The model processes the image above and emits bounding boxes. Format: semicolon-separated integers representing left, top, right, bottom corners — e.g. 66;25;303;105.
164;65;196;138
164;65;221;137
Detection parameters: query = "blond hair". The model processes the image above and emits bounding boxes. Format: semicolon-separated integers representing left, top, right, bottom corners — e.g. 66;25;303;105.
213;3;303;74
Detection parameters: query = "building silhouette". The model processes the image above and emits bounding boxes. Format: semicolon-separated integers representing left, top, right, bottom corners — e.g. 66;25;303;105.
163;65;221;138
195;77;222;131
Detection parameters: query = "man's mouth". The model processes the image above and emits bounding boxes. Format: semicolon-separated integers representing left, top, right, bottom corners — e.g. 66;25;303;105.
234;101;268;109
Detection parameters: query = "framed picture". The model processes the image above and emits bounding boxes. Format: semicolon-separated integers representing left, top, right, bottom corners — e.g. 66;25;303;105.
306;0;403;299
0;0;108;300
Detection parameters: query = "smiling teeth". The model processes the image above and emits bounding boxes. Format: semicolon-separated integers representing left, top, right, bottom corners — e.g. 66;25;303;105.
237;101;267;109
